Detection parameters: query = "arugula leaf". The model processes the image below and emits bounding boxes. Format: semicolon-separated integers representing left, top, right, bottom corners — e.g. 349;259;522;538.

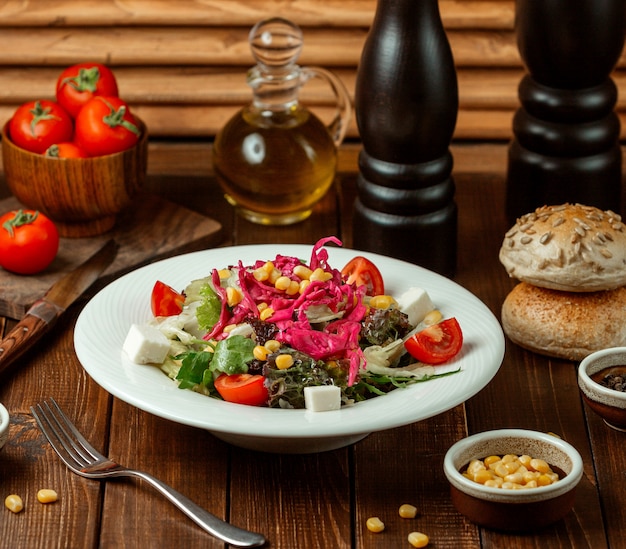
175;351;213;389
210;335;256;376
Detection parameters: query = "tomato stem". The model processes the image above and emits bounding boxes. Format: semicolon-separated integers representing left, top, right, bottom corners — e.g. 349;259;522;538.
100;98;140;136
2;210;40;238
61;67;101;93
29;101;62;136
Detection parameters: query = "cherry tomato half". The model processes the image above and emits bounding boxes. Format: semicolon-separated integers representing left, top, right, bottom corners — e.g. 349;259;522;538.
404;317;463;365
214;374;269;406
0;210;59;275
151;281;185;317
341;256;384;296
8;100;74;154
74;96;140;156
56;62;119;118
45;142;88;158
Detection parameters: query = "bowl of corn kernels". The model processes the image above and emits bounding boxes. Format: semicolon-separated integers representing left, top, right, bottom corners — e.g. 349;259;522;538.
0;403;9;451
443;429;583;532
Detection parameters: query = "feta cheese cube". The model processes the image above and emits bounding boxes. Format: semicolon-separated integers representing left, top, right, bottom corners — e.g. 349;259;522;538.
123;324;171;364
304;385;341;412
396;287;435;327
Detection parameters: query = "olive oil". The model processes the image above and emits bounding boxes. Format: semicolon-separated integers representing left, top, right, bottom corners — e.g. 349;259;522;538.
212;17;350;225
213;107;337;225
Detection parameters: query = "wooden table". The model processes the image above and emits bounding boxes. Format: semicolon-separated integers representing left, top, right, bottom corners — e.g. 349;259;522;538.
0;143;624;549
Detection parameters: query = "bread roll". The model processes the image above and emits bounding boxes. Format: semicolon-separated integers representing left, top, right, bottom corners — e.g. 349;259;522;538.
499;204;626;292
501;282;626;361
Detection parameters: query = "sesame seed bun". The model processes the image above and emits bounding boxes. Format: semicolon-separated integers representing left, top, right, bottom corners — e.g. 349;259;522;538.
501;283;626;361
499;204;626;292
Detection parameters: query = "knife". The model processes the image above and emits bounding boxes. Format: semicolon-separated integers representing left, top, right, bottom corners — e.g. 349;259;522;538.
0;239;118;376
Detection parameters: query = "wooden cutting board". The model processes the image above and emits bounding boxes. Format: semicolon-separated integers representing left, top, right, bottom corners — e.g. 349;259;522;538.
0;193;222;320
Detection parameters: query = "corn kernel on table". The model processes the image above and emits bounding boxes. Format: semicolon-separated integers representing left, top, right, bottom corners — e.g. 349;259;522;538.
0;142;624;549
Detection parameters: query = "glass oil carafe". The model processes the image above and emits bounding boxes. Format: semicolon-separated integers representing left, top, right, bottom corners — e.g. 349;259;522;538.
212;17;351;225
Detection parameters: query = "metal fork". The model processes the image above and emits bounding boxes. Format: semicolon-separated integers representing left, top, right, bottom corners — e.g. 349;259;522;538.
31;398;266;548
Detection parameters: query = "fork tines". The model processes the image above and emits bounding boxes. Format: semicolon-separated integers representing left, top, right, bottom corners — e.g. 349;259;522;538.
31;398;100;473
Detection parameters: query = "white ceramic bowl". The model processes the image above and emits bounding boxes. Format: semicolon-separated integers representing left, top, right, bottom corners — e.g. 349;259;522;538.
0;403;9;451
74;245;505;453
578;347;626;432
444;429;583;532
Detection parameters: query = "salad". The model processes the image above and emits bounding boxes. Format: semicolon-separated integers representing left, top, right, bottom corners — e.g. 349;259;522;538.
123;237;463;410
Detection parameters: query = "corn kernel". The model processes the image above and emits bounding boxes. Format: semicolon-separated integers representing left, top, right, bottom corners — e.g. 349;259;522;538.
226;287;243;307
5;494;23;513
299;280;311;294
37;489;58;504
253;268;269;282
268;268;281;284
408;531;429;548
260;307;274;321
257;302;268;312
484;478;503;488
366;517;385;533
310;268;332;282
275;354;294;370
423;310;443;326
286;280;300;296
504;472;524;485
473;469;495;484
529;458;551;473
494;463;509;478
483;455;501;467
293;265;313;280
274;276;292;291
466;459;486;475
398;503;418;518
537;474;553;486
369;295;397;310
218;269;231;280
264;340;281;353
253;345;269;361
504;461;520;474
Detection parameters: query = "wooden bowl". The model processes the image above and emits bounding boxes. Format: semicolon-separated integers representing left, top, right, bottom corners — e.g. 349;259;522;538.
1;119;148;237
443;429;583;532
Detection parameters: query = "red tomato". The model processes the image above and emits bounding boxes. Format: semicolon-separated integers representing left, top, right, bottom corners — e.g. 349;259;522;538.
214;374;269;406
151;281;185;317
74;96;140;156
8;100;73;154
0;210;59;275
56;62;119;118
404;317;463;365
341;256;384;296
44;142;88;158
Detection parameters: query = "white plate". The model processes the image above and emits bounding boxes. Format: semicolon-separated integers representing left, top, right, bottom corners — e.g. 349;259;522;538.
75;245;505;453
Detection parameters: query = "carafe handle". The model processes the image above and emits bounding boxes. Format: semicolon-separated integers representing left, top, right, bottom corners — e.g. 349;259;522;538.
301;67;352;147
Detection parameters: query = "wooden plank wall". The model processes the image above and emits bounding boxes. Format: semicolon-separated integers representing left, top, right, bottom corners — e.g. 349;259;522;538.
0;0;624;142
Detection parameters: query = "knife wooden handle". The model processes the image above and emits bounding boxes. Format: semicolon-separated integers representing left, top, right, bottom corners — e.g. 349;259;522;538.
0;300;63;377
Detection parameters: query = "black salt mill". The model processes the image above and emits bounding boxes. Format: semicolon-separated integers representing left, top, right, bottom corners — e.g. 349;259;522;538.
506;0;626;223
353;0;459;278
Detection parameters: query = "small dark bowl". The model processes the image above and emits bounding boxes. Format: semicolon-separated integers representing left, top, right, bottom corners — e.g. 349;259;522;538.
578;347;626;432
443;429;583;532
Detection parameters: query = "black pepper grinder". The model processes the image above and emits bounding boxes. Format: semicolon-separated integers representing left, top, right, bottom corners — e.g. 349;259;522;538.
353;0;459;278
506;0;626;223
